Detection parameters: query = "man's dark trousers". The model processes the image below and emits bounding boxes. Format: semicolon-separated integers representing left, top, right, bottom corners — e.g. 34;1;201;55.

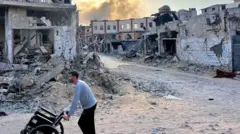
78;104;97;134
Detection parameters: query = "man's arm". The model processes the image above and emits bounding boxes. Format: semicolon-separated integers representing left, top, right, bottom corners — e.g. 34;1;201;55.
68;85;81;116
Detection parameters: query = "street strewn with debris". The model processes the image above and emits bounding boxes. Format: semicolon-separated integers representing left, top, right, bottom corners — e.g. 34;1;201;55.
1;55;240;134
1;0;240;134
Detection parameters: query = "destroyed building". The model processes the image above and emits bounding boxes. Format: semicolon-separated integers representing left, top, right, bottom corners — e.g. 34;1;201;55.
151;5;179;26
140;2;240;72
142;5;180;56
88;18;156;53
177;8;197;22
201;4;226;14
78;25;90;43
0;0;78;65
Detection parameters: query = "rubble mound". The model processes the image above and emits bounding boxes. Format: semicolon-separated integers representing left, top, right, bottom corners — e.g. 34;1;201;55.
122;54;216;75
0;52;118;113
72;52;118;93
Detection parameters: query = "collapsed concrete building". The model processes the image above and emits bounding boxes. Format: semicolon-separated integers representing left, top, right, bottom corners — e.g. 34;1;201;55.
142;5;180;56
142;2;240;72
0;0;78;65
177;8;197;22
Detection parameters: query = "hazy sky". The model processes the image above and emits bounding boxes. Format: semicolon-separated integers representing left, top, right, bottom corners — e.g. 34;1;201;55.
146;0;233;14
76;0;234;25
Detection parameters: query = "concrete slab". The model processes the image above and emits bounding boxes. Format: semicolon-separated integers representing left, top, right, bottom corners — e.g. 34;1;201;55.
36;64;64;88
13;39;27;56
40;46;48;54
0;62;28;71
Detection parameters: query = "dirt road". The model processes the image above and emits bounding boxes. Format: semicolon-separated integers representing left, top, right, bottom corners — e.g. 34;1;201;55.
1;55;240;134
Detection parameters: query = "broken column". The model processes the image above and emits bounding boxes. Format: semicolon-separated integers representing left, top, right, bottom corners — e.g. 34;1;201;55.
5;9;13;63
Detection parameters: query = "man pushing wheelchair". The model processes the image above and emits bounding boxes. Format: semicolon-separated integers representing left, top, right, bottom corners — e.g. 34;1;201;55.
21;71;97;134
63;71;97;134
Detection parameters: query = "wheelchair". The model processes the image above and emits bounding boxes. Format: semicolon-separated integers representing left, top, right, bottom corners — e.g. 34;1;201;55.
20;107;65;134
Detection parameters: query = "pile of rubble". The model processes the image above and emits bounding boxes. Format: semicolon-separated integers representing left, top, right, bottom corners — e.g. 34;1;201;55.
0;51;118;113
120;53;217;75
72;52;118;93
13;30;53;64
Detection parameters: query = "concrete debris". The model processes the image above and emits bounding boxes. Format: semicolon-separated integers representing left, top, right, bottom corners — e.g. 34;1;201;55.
20;75;35;89
101;94;113;100
0;89;8;101
0;50;118;113
13;39;27;56
36;64;65;88
6;93;15;100
44;56;65;68
171;56;180;63
33;67;42;75
55;73;64;81
163;95;181;100
0;62;28;71
40;46;48;54
126;50;137;58
83;52;101;65
0;76;14;86
40;17;52;26
144;55;154;62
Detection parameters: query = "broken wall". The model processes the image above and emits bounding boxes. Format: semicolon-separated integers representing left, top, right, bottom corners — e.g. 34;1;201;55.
177;12;232;68
5;7;77;62
54;26;76;60
8;8;71;28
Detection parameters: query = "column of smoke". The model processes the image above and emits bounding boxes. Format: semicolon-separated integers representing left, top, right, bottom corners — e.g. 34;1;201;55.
74;0;148;25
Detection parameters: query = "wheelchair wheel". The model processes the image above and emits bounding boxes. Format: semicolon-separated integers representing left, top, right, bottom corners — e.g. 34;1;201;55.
20;129;26;134
29;125;59;134
55;122;64;134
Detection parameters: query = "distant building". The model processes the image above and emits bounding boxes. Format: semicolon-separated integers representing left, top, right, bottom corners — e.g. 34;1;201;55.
227;1;240;9
89;17;156;41
177;8;197;21
78;25;90;42
201;4;226;14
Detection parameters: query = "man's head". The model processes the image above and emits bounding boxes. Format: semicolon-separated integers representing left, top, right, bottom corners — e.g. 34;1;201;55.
69;71;79;84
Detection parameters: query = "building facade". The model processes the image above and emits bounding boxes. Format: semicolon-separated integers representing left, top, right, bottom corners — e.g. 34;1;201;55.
201;4;226;14
0;0;78;63
90;17;156;41
141;4;240;71
177;8;197;21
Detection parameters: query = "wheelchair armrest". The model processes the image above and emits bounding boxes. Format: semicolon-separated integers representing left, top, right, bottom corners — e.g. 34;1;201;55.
35;114;54;124
39;107;56;117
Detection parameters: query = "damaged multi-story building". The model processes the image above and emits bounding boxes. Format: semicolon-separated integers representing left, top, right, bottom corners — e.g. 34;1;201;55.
87;18;156;53
142;1;240;72
0;0;78;65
